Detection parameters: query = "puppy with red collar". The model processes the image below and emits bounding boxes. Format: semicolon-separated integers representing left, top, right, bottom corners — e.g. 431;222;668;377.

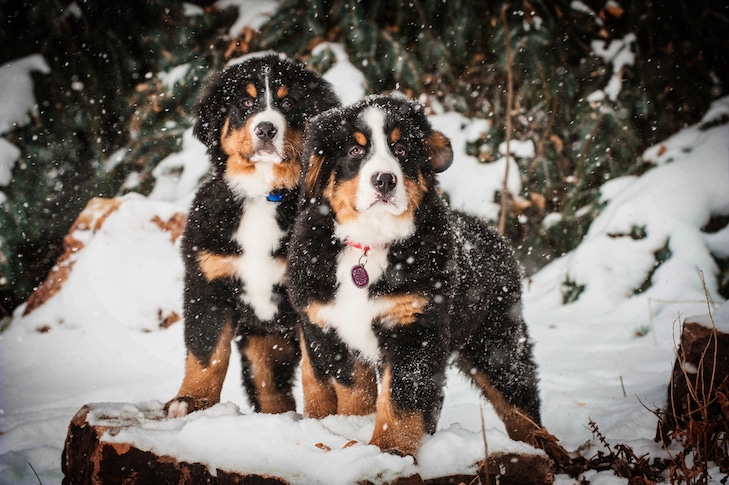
286;96;541;457
166;55;339;418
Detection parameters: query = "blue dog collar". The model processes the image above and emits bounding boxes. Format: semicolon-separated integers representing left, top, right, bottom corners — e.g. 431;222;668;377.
265;190;284;203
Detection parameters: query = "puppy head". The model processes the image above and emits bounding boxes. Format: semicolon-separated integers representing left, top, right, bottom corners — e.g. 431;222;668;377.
193;54;340;184
302;95;453;243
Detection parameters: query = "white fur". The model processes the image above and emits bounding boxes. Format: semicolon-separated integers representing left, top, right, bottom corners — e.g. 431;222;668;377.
316;244;392;362
224;162;285;324
334;212;414;249
355;107;408;214
233;191;286;322
225;160;277;199
166;400;188;418
249;71;287;163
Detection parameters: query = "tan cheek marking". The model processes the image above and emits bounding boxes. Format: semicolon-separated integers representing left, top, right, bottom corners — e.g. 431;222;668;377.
173;321;235;410
325;175;359;224
377;293;429;326
277;85;288;98
197;250;241;281
305;154;325;199
353;131;367;146
273;129;303;189
246;83;257;98
221;118;256;177
370;366;424;456
400;173;428;219
334;360;377;416
242;335;297;414
300;335;338;418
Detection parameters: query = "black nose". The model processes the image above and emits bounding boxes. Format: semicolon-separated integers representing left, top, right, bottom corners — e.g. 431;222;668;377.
255;122;277;141
371;172;397;194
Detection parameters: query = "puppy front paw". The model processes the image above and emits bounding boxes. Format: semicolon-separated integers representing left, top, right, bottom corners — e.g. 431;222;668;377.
164;396;214;418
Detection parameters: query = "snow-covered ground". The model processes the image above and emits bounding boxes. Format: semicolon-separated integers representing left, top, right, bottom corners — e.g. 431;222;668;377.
1;3;729;484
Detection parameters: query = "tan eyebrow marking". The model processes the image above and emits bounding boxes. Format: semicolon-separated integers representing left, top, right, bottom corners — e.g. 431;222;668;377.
390;127;401;143
354;131;367;146
277;85;288;98
246;83;257;98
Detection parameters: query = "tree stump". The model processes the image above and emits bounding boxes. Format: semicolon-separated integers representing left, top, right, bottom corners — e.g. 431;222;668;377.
665;317;729;427
62;403;553;484
658;308;729;473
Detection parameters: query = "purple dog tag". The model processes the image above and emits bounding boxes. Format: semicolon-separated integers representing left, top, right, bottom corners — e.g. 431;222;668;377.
351;264;369;288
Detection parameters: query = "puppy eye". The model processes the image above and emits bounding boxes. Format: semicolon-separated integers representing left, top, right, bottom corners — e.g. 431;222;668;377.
349;146;365;157
243;98;254;108
394;145;406;157
280;99;293;109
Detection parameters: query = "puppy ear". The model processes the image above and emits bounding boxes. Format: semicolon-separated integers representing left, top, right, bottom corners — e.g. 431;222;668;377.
192;71;227;150
425;130;453;173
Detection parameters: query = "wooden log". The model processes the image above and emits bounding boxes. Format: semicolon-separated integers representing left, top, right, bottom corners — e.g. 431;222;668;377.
61;405;287;485
62;403;553;485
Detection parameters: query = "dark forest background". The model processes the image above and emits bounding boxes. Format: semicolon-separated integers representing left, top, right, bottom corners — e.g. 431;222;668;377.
1;0;727;319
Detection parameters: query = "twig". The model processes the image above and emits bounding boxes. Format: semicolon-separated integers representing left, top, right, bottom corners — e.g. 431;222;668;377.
478;404;489;484
28;462;43;485
498;6;514;235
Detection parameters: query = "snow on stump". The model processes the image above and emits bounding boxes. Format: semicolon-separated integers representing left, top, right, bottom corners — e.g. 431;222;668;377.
61;402;554;485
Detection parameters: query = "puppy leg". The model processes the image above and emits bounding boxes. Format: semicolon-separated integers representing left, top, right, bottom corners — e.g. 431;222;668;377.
334;360;377;416
457;354;541;442
238;333;298;414
166;319;235;417
369;365;426;457
299;334;337;418
456;310;542;442
369;326;448;457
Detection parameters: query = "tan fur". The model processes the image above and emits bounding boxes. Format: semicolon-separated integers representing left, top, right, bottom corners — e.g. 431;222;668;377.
389;127;401;143
424;130;453;172
221;118;256;177
465;359;540;443
300;337;337;418
353;131;367;146
333;361;377;415
303;302;327;328
242;335;297;413
324;174;359;224
246;83;257;98
173;321;235;412
369;366;424;456
273;129;304;189
377;293;429;326
398;172;428;220
197;250;241;281
304;154;325;199
277;85;288;98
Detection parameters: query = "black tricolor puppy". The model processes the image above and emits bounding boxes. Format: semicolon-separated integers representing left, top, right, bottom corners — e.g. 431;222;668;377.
166;55;340;417
287;95;541;457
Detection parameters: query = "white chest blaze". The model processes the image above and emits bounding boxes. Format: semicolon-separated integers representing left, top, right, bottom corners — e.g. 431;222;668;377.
317;244;391;362
230;168;286;322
